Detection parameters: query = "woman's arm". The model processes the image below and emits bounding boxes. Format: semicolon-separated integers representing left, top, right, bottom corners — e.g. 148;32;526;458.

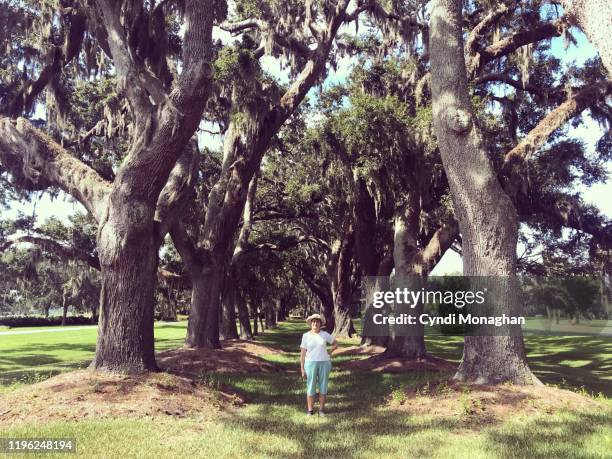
300;348;307;378
330;338;338;355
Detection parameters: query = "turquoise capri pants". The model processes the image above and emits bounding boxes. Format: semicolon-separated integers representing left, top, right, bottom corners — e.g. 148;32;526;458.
304;360;332;396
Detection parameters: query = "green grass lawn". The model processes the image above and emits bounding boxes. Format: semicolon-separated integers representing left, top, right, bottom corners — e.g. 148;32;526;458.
523;318;612;336
0;320;610;458
0;322;188;388
423;334;612;396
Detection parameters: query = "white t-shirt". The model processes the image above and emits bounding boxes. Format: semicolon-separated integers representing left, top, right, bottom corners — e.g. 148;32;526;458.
300;331;334;361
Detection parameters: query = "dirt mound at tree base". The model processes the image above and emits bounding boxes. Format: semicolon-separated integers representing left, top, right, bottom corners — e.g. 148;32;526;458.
341;351;457;373
0;370;243;426
157;340;284;376
0;341;284;426
389;379;609;423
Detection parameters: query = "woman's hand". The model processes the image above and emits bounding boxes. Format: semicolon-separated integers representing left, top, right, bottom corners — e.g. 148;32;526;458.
301;367;306;379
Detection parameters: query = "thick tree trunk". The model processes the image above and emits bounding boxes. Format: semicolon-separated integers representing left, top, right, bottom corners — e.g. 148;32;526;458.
385;335;426;358
328;288;355;338
93;204;158;372
332;231;356;338
321;294;335;332
160;285;177;321
561;0;612;78
384;206;427;359
360;253;393;347
230;176;258;340
237;289;253;339
271;304;277;327
167;295;177;321
185;267;224;349
91;0;214;373
264;301;277;328
360;332;389;347
170;220;227;349
350;167;394;347
300;268;335;330
353;177;382;277
276;298;287;322
430;0;537;384
220;277;239;340
184;120;264;347
333;306;355;338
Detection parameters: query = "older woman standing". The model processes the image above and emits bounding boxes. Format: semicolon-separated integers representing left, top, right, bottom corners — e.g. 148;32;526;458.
300;314;338;416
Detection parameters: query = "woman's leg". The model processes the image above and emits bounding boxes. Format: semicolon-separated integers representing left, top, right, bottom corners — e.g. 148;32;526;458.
304;361;316;412
313;362;321;408
318;361;332;412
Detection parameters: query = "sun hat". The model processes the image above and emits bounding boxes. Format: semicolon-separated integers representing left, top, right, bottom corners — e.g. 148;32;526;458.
305;313;326;325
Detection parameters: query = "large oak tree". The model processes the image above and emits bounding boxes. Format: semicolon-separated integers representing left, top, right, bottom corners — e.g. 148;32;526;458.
0;0;218;372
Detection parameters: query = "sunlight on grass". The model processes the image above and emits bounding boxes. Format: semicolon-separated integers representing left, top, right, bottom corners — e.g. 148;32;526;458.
0;322;187;389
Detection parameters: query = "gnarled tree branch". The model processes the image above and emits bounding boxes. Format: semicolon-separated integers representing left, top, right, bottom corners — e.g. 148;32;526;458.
232;173;259;262
4;9;87;116
474;73;542;95
109;0;214;203
278;0;353;117
412;218;460;275
504;81;611;163
465;3;513;56
0;117;111;222
468;19;566;75
170;221;203;276
154;139;200;242
219;18;312;58
94;0;155;116
0;234;192;286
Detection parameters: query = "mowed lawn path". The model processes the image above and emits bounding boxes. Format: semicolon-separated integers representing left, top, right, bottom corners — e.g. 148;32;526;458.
0;321;610;458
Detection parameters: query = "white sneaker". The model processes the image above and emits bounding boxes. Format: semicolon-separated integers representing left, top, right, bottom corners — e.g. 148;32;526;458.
318;411;326;417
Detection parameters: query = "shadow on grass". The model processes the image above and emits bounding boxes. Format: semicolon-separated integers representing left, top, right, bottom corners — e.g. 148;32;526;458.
1;318;610;398
240;320;612;397
0;342;96;385
0;334;184;387
484;410;611;459
216;359;610;458
524;335;612;396
217;367;451;458
230;319;612;456
425;332;612;396
0;319;609;457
